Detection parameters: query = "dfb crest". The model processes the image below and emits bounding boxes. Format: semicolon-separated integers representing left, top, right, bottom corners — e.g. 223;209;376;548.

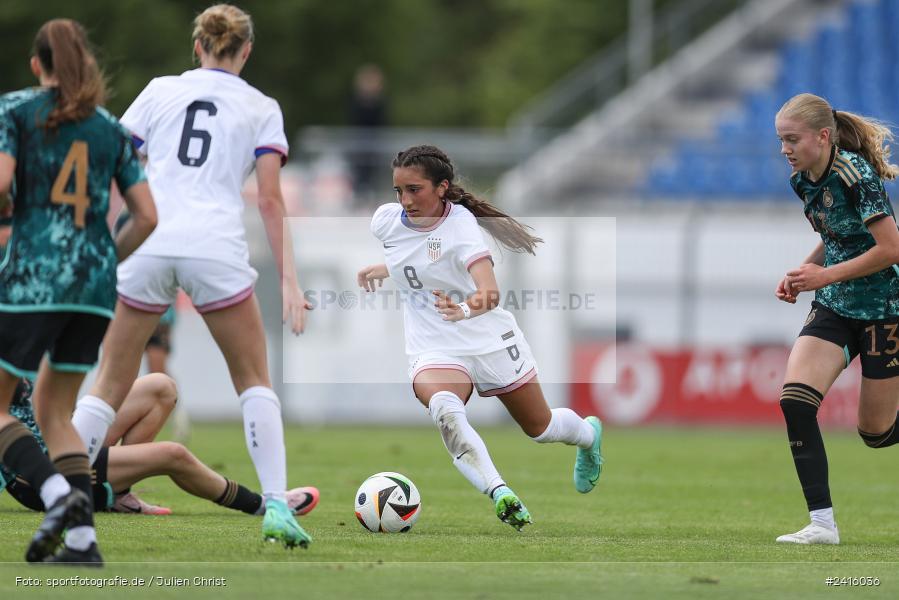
427;236;441;262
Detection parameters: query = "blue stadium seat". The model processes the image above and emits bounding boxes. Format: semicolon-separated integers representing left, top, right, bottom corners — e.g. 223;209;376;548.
724;156;757;198
645;0;898;202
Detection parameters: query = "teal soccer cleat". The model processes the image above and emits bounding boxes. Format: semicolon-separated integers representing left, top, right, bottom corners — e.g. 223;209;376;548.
492;486;532;531
574;416;603;493
262;499;312;549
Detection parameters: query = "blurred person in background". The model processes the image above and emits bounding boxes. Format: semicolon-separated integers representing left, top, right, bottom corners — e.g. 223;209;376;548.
347;63;388;209
358;145;603;531
71;4;313;549
0;18;156;564
774;92;899;545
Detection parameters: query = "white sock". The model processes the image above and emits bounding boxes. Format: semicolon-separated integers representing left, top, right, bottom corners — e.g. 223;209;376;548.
429;391;505;495
65;525;96;551
240;386;286;503
531;408;595;449
810;507;836;530
72;395;117;465
39;473;71;508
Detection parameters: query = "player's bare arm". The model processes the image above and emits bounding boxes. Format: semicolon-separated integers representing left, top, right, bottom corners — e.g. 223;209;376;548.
433;258;500;322
357;263;389;292
114;181;156;262
256;152;311;335
788;217;899;292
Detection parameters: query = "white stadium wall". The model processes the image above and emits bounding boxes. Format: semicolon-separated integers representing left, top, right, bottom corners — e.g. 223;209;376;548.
87;205;821;424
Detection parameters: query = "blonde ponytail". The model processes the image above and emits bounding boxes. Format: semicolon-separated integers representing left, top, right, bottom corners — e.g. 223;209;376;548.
778;93;898;180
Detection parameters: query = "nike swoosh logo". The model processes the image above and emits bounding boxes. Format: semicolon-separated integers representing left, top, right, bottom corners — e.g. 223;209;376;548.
292;494;313;512
515;363;526;374
384;244;396;248
455;449;471;460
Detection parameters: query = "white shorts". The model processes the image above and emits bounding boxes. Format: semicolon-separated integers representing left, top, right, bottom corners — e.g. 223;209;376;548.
117;255;258;314
408;333;538;397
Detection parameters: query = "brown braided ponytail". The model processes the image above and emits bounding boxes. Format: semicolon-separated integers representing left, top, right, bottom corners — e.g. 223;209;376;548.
392;145;543;254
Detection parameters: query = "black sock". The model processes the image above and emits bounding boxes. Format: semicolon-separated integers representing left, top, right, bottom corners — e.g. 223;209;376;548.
53;453;94;528
780;383;831;511
0;422;57;492
5;477;47;512
214;479;263;515
858;413;899;448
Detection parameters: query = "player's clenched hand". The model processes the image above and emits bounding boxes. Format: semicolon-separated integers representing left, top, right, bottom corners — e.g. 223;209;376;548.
433;290;464;322
357;264;389;292
786;263;832;294
283;281;312;335
775;275;797;304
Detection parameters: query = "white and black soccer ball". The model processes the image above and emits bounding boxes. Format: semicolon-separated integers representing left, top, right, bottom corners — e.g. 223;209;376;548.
354;472;421;533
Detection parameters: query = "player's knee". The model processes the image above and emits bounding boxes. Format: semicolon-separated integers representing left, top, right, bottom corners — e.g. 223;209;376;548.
780;383;823;418
158;441;191;466
428;391;465;422
413;391;430;409
858;428;882;448
142;373;178;411
156;375;178;411
415;385;442;409
857;421;897;448
427;392;469;443
779;398;813;416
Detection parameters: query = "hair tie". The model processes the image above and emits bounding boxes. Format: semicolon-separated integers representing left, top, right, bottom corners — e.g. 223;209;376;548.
832;109;838;122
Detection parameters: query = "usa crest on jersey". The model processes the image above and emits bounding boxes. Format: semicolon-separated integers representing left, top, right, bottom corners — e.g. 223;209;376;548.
427;236;442;262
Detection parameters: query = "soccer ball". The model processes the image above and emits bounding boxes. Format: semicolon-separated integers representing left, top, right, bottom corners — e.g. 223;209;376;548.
354;472;421;533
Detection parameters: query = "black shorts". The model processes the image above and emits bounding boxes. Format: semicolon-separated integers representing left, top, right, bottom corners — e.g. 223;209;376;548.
0;311;109;379
799;301;899;379
146;322;172;353
4;447;114;512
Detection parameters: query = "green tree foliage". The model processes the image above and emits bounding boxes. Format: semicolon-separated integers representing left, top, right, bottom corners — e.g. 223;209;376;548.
0;0;633;131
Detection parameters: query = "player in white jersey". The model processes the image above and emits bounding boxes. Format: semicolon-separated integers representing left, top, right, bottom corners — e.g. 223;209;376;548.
358;145;604;530
70;5;312;548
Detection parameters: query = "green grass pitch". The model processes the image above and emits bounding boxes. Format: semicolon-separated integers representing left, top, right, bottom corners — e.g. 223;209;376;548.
0;424;897;598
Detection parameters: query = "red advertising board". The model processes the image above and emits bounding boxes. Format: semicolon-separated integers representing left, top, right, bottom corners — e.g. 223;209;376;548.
571;344;860;428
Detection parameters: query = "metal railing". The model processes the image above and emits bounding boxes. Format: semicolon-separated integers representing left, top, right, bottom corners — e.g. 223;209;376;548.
506;0;746;135
292;125;560;196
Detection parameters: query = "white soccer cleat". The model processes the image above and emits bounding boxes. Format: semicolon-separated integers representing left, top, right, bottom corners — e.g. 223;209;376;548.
775;523;839;545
